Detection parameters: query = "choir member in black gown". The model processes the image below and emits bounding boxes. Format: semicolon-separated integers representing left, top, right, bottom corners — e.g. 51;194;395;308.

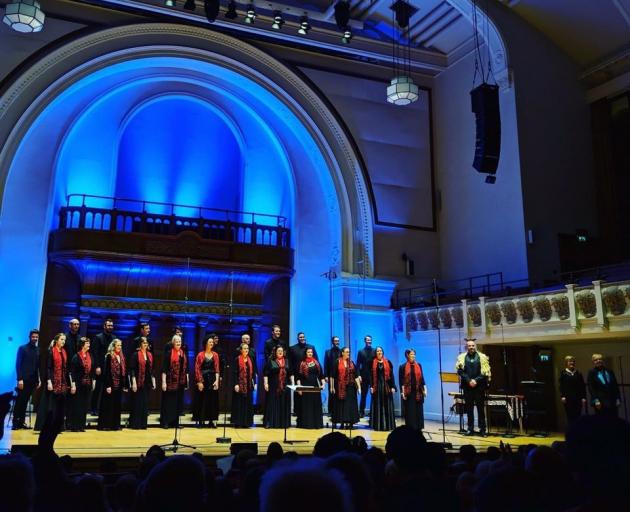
232;342;257;427
559;355;586;427
160;334;188;428
263;345;293;428
68;337;94;431
35;333;70;431
330;347;361;428
399;349;426;431
91;318;115;415
296;347;325;429
98;339;127;430
193;336;220;428
369;347;397;431
128;337;155;429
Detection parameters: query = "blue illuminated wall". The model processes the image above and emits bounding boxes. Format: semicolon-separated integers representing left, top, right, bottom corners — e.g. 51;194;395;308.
116;96;243;212
0;50;345;393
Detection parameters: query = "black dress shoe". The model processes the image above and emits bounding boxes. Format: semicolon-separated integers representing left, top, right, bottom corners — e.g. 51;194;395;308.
463;430;475;436
480;431;488;437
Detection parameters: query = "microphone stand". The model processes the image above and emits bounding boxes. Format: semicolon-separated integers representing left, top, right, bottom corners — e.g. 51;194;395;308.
217;272;234;444
500;323;516;438
161;257;196;452
161;378;196;452
434;279;452;449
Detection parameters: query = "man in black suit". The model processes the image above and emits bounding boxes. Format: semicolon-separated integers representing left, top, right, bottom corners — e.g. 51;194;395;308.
587;353;621;417
13;329;41;429
65;318;81;360
356;335;375;417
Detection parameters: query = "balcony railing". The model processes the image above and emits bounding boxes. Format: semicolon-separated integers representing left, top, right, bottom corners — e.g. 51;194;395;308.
58;194;290;249
394;280;630;337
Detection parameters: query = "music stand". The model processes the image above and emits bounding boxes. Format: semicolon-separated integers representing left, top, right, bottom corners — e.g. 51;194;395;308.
521;380;547;437
284;385;321;444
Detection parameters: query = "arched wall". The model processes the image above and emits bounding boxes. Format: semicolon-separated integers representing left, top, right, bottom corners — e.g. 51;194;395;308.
0;25;375;391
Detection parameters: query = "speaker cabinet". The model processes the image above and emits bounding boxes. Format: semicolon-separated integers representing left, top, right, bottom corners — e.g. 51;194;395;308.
471;83;501;177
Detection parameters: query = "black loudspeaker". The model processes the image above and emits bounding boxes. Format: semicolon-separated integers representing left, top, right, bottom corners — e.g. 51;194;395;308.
230;442;258;455
471;83;501;179
521;380;546;413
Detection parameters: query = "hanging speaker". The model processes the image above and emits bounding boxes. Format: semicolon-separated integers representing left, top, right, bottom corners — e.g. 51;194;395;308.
470;83;500;181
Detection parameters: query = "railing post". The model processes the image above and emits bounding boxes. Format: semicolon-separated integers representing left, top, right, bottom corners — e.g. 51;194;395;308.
565;284;578;330
402;307;408;339
479;296;487;334
592;280;607;328
461;299;469;335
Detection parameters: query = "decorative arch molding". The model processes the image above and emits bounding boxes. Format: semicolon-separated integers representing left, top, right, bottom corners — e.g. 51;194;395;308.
0;23;374;275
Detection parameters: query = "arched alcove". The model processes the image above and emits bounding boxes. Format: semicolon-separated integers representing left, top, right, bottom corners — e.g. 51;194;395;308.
0;25;376;390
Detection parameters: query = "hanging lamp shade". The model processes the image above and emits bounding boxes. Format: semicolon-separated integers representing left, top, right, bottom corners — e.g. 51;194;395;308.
386;76;419;106
3;0;45;33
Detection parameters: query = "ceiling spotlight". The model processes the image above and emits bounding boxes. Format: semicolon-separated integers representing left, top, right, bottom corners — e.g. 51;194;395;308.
298;15;310;35
224;0;238;19
164;0;175;6
183;0;195;10
271;11;284;30
244;3;256;23
342;29;352;44
203;0;220;21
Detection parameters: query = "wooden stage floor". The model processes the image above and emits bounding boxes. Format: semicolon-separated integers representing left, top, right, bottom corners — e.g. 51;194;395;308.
2;414;564;458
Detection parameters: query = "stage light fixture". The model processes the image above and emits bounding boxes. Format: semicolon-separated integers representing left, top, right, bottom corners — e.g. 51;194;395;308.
334;1;350;30
203;0;220;21
244;3;256;23
341;29;352;43
271;11;284;30
298;15;310;35
164;0;175;6
2;0;45;33
224;0;238;19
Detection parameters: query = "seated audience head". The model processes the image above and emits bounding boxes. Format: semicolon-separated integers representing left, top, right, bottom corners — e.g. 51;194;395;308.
260;458;352;512
0;454;34;512
385;425;427;474
325;452;373;512
313;432;351;458
267;441;284;465
139;455;206;511
566;415;630;504
351;435;368;455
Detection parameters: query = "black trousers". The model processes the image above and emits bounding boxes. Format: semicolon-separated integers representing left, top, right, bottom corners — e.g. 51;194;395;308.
463;386;486;432
359;376;370;415
13;379;37;426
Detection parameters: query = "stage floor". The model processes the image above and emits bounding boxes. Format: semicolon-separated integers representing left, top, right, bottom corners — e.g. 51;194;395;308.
2;414;564;458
